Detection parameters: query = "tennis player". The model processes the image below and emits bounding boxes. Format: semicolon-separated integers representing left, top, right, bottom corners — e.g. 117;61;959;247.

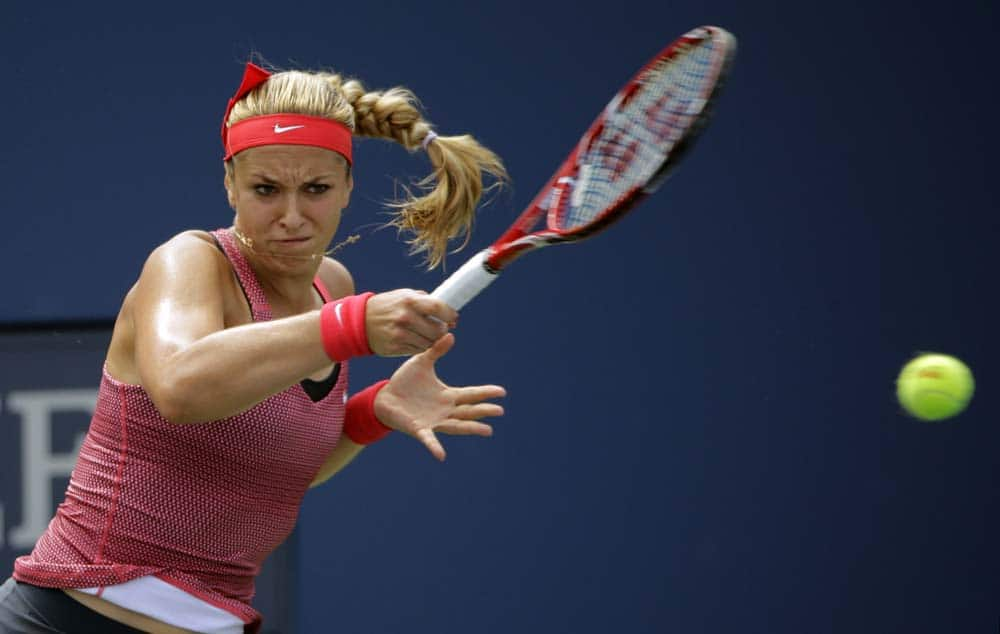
0;61;507;633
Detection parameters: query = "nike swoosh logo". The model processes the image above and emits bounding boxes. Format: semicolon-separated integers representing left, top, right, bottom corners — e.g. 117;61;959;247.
273;124;305;134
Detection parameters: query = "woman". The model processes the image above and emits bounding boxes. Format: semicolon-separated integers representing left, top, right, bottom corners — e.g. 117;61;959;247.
0;61;508;633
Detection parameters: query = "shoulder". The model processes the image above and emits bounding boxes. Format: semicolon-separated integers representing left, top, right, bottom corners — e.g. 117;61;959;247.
316;257;355;300
151;229;222;254
142;230;227;271
134;230;233;296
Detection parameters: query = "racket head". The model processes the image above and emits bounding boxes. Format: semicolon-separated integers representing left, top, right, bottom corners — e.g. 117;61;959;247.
486;25;736;271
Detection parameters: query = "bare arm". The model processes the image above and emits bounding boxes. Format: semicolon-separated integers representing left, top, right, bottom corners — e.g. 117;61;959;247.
309;437;365;487
131;235;333;423
130;234;459;424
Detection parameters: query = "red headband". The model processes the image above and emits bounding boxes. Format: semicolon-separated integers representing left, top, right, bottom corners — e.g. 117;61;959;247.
221;62;353;164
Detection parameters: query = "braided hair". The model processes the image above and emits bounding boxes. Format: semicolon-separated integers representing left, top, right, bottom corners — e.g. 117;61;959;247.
225;66;507;269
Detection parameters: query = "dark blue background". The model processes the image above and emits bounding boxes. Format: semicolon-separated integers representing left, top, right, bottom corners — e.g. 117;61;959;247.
3;1;998;632
0;328;294;632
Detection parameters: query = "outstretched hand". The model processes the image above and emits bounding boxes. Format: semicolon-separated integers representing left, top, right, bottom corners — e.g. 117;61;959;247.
373;333;506;461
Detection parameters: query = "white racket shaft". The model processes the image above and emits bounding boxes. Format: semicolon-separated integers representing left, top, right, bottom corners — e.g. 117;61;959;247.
430;250;499;310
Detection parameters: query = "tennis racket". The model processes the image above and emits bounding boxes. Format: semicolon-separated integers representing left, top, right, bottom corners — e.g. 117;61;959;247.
431;25;736;310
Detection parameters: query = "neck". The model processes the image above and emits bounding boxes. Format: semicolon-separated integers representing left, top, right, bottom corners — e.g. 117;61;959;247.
233;237;323;315
260;274;324;317
256;265;324;317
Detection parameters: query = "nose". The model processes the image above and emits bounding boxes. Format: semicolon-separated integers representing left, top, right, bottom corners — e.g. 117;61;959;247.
278;192;307;230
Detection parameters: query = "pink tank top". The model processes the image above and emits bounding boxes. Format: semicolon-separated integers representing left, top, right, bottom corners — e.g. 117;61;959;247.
14;228;348;630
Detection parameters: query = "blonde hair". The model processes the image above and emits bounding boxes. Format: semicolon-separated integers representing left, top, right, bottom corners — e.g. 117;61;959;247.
224;66;508;269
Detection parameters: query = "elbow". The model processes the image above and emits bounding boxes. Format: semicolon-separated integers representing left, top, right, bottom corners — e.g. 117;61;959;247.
157;402;198;425
148;374;204;424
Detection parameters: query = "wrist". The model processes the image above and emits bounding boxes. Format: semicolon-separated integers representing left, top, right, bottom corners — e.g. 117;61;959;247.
344;380;392;445
319;292;374;362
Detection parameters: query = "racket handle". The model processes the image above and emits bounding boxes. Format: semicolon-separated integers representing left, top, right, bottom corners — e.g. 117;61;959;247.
430;250;499;310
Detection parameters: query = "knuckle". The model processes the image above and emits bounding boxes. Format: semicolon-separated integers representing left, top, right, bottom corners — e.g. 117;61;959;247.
393;313;412;329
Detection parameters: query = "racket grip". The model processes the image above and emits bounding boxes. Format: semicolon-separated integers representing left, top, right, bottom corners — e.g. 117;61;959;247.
430;250;498;310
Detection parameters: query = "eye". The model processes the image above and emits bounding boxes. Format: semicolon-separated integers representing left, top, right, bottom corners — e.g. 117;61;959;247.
254;184;278;196
305;183;330;195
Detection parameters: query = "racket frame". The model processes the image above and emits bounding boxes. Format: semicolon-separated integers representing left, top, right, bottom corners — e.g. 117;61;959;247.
432;25;736;309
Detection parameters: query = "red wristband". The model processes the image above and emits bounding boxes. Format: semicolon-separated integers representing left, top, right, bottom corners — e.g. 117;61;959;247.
344;380;392;445
320;292;374;362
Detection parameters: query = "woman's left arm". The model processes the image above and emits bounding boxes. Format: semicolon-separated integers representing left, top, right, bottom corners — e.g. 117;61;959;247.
310;332;507;486
310;437;364;487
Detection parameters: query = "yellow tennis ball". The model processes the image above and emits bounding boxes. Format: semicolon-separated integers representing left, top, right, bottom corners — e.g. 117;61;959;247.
896;353;975;421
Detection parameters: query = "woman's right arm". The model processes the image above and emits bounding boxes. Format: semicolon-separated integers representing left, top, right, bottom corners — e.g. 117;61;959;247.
128;233;456;424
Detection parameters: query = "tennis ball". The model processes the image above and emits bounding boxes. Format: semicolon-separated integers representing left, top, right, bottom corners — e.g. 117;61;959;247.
896;353;975;421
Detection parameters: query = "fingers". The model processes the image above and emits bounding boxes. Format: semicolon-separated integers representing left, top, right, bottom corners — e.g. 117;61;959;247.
382;318;448;357
451;402;505;420
427;394;502;439
413;418;494;462
411;293;459;327
451;384;507;405
388;291;457;341
367;290;457;356
385;333;440;358
435;420;494;437
415;428;447;462
402;313;451;347
399;395;503;461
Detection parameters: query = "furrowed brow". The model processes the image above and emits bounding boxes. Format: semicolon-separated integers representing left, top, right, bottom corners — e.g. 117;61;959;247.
249;172;280;183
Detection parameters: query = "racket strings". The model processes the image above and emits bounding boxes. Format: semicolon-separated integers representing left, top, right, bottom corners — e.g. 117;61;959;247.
556;38;722;231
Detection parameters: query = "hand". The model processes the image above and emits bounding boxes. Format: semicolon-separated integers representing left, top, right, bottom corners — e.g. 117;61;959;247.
365;289;458;357
374;333;506;461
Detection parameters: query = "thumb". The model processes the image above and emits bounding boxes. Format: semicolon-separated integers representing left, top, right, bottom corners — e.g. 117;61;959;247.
420;332;455;364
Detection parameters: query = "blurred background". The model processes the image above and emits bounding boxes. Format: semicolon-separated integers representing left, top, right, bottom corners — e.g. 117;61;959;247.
1;0;997;632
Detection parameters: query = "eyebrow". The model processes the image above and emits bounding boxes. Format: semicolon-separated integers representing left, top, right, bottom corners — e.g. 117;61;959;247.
248;172;338;183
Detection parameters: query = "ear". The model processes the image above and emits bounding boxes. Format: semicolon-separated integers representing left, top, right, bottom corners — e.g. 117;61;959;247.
223;164;237;210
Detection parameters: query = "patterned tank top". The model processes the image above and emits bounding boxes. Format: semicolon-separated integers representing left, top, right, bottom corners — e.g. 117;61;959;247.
14;228;348;630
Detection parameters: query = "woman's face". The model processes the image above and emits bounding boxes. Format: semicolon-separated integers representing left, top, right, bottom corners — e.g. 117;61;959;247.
225;144;353;274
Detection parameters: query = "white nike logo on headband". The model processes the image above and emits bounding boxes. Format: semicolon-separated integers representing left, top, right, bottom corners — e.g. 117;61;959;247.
273;124;305;134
